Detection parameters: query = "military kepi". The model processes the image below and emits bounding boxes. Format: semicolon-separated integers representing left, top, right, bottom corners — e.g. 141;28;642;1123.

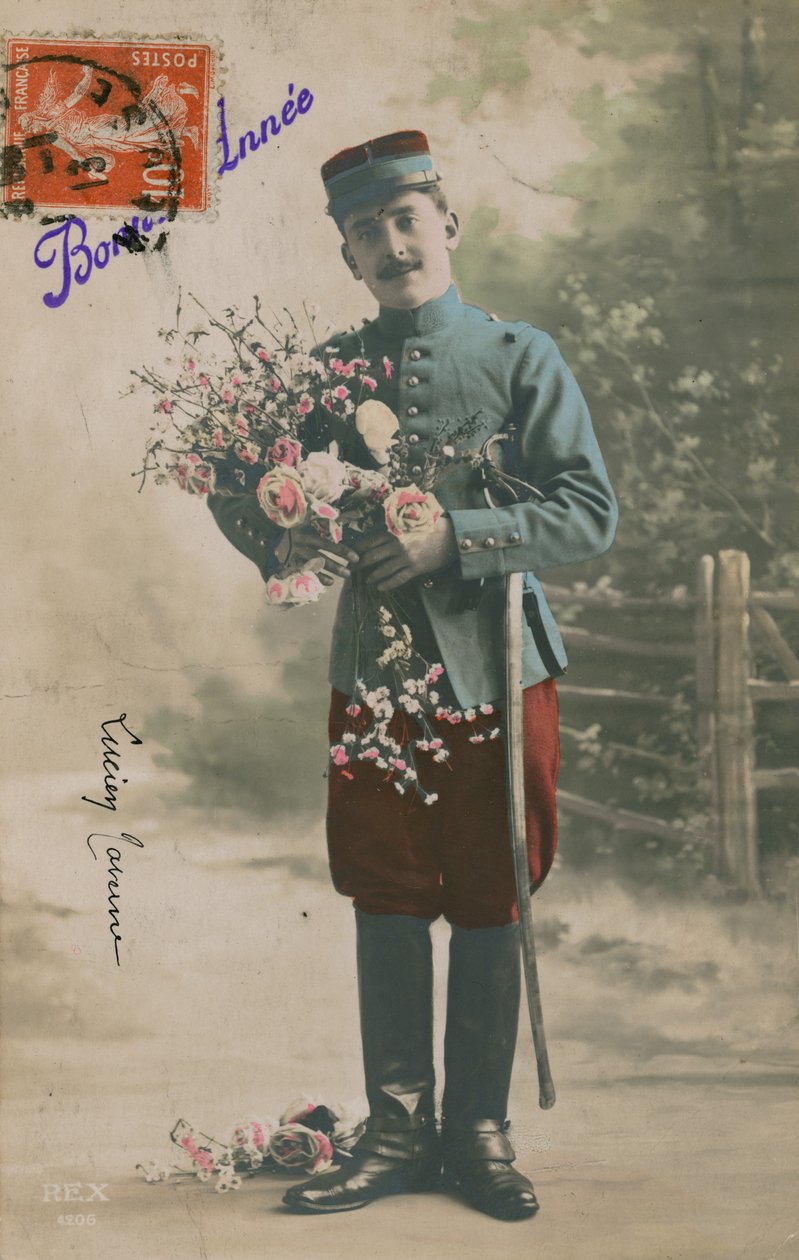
322;130;440;221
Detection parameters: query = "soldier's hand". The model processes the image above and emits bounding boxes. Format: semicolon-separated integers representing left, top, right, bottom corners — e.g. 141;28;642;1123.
274;522;360;585
355;517;458;591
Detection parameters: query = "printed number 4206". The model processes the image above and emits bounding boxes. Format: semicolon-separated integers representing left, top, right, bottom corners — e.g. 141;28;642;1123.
57;1214;96;1225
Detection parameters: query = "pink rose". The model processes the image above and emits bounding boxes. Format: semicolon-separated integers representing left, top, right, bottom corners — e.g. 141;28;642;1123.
384;485;442;537
345;703;362;717
279;1098;318;1126
237;442;260;465
173;454;216;495
311;501;344;544
257;467;308;527
362;375;377;392
296;393;314;415
288;571;324;603
267;437;303;467
265;577;288;604
229;1120;272;1155
310;1133;334;1172
331;744;350;766
347;466;389;498
269;1124;333;1172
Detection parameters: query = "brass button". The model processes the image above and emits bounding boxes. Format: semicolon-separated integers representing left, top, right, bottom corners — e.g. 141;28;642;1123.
409;349;422;361
408;433;420;444
460;538;473;551
509;531;521;543
407;405;419;417
408;375;420;387
236;518;245;529
485;537;496;547
258;538;266;548
423;578;434;588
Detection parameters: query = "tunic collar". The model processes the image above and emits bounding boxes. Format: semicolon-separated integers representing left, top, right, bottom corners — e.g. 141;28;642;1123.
376;282;463;338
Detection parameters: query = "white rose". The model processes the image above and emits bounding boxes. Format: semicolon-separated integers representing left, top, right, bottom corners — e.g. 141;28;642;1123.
355;400;400;466
298;451;349;503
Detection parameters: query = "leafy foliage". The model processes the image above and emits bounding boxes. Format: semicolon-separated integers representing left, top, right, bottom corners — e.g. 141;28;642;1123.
446;1;799;890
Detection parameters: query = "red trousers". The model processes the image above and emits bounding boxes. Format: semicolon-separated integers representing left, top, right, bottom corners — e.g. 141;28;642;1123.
326;681;560;929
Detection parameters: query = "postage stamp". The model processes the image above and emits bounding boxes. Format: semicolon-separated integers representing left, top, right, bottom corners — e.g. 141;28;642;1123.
2;36;214;218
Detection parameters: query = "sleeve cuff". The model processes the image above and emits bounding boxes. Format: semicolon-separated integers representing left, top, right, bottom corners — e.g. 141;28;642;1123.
447;507;524;581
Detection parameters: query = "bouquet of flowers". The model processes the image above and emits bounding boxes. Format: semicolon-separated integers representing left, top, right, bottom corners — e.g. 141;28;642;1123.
137;1098;366;1194
134;298;515;800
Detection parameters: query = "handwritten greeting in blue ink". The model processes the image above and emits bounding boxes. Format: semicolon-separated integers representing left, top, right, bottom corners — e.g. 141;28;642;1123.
32;84;315;308
34;213;166;309
217;84;314;174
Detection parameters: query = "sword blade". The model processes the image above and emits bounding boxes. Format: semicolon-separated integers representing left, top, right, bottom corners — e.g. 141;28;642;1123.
504;571;556;1110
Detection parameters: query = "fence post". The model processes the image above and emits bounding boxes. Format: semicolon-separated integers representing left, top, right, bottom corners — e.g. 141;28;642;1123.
695;555;720;868
715;550;760;894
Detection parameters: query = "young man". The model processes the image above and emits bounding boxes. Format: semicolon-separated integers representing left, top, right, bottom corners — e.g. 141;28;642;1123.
208;131;617;1220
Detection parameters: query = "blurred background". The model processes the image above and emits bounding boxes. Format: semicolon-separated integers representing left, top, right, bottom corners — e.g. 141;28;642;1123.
1;1;797;1257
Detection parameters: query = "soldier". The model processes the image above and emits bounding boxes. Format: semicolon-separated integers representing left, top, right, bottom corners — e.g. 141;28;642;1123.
207;130;617;1220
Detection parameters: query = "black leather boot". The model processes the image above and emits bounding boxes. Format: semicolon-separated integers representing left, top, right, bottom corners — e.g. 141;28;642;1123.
282;910;440;1212
441;922;539;1221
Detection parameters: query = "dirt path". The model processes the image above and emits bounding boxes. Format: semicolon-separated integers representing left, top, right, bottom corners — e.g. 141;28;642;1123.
2;806;798;1259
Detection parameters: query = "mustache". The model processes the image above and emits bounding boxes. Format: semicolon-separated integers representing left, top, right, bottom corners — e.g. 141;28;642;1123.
377;259;422;280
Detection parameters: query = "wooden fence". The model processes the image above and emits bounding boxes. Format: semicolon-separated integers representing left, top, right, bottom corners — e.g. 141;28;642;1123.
543;550;799;894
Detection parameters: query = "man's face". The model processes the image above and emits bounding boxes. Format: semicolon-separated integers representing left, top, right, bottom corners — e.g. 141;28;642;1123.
341;189;459;310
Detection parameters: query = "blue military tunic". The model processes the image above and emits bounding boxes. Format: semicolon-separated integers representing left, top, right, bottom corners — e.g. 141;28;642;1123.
208;283;617;708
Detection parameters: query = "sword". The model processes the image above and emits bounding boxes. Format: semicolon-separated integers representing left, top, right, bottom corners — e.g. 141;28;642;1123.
480;431;555;1111
504;570;556;1111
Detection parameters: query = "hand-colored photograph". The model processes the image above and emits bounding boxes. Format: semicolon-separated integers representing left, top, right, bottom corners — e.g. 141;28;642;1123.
2;3;797;1259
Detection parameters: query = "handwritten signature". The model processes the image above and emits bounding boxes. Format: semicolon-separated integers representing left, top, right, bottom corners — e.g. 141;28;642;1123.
82;712;142;812
83;713;143;965
86;831;144;967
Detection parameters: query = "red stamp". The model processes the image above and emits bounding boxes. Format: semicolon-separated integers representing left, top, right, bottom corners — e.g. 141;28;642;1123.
2;37;214;217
